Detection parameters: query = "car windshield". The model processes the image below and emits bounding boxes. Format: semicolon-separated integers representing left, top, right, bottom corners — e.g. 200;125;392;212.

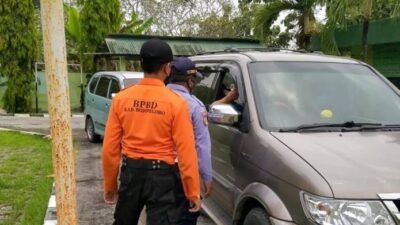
249;62;400;130
123;78;141;88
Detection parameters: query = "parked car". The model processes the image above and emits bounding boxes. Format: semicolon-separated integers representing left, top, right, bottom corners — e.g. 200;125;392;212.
84;71;143;142
190;50;400;225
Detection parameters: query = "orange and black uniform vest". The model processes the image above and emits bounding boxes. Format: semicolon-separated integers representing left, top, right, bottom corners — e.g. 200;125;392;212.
102;78;200;202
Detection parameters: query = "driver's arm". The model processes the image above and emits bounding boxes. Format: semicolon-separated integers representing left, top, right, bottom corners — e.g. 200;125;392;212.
213;87;238;105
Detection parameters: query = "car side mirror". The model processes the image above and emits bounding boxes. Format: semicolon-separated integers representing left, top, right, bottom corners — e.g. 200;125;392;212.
208;104;241;125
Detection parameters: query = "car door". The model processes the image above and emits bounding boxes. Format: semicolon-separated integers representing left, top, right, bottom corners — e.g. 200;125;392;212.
105;77;121;122
85;75;100;118
92;76;111;135
209;63;247;215
194;61;247;215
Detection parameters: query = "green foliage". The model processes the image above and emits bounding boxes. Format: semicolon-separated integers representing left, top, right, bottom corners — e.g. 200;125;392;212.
194;5;238;38
79;0;122;53
67;1;152;72
78;0;122;72
321;0;400;57
0;0;38;112
266;25;292;48
120;12;153;34
393;2;400;18
184;3;256;39
232;2;258;38
254;1;295;42
66;5;83;55
254;0;321;50
120;0;230;36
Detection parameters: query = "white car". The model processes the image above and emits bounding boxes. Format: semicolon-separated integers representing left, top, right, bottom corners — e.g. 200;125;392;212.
84;71;143;142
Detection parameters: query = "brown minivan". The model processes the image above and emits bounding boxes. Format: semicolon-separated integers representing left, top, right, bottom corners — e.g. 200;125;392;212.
191;50;400;225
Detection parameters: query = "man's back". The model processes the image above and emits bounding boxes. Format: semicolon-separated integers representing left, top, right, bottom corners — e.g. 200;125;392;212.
103;77;200;202
110;78;191;164
102;39;201;225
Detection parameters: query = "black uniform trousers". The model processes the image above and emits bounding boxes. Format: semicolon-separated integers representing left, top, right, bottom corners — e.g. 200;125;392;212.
113;157;179;225
174;168;200;225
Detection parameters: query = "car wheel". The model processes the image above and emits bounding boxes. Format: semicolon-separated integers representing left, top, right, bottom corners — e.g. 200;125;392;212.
86;117;100;143
243;208;270;225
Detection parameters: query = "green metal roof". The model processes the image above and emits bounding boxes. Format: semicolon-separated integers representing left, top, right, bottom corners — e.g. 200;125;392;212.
105;34;262;56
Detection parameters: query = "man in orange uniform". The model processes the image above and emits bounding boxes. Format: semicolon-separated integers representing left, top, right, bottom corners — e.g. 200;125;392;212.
102;39;201;225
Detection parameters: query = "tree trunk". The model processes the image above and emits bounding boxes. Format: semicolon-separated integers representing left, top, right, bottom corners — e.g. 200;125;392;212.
361;19;370;62
361;0;372;62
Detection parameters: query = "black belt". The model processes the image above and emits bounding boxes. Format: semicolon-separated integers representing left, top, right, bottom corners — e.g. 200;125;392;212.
122;156;174;170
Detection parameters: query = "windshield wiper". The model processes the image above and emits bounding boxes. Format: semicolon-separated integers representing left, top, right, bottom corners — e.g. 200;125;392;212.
357;124;400;131
279;121;383;132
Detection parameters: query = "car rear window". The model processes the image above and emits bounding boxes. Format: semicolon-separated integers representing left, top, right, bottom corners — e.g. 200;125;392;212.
95;77;110;98
89;76;99;93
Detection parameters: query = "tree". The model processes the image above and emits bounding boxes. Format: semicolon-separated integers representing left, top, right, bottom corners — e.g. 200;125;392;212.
0;0;38;112
77;0;122;72
79;0;122;52
65;2;152;111
253;0;321;50
322;0;400;60
70;1;152;72
119;12;153;35
65;5;84;60
231;2;258;39
120;0;230;36
322;0;372;59
179;3;257;39
191;5;238;38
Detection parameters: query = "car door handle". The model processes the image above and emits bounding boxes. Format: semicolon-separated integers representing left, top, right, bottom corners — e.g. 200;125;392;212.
241;152;252;160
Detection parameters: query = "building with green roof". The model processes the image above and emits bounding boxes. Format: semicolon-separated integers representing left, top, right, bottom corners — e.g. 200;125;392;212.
90;34;261;71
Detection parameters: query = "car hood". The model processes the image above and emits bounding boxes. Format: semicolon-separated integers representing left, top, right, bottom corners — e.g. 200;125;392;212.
272;131;400;199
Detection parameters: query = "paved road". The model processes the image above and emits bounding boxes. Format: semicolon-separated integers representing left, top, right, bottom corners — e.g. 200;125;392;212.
0;116;215;225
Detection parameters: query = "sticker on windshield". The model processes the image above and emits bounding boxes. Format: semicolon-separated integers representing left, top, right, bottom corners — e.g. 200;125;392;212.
320;109;333;119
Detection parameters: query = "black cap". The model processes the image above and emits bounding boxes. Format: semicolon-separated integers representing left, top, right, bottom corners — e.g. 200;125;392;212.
140;39;173;63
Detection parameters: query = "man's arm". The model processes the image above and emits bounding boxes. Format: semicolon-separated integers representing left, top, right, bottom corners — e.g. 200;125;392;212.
102;99;123;203
192;105;213;197
213;88;238;105
172;101;201;203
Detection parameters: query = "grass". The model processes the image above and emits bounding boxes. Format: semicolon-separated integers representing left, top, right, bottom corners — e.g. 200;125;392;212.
0;131;53;225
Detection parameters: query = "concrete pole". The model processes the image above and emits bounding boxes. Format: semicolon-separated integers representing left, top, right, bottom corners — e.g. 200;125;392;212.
40;0;78;224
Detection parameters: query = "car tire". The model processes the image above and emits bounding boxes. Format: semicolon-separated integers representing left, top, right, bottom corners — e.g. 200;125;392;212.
243;208;270;225
86;117;100;143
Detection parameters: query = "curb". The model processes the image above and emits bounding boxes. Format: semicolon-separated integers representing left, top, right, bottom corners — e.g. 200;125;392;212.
0;128;51;139
0;127;55;225
43;185;57;225
0;113;84;118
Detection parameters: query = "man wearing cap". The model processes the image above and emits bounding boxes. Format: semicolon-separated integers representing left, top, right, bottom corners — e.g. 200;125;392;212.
102;39;201;225
167;57;213;225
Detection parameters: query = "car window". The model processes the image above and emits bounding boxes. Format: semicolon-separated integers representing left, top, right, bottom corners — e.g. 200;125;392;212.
220;62;246;106
215;70;236;102
108;79;120;99
95;77;110;98
89;76;99;93
123;78;141;88
193;64;220;106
